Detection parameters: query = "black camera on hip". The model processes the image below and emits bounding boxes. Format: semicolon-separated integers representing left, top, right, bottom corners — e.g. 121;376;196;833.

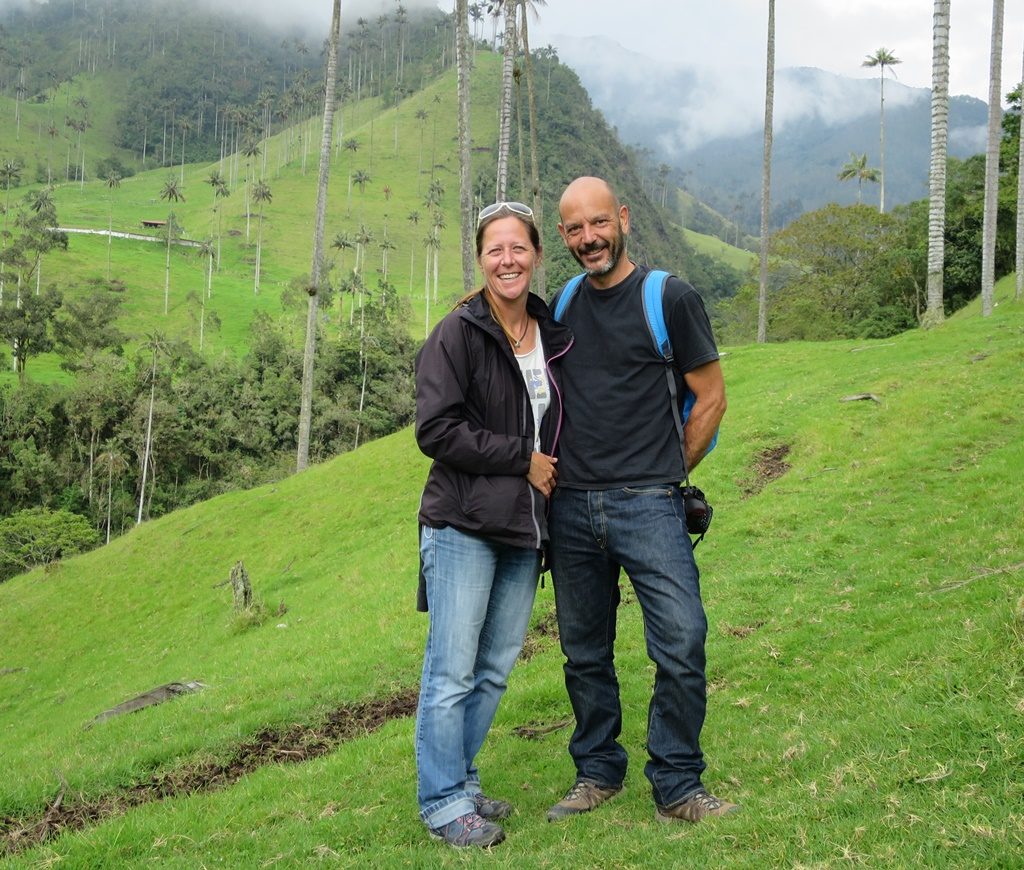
681;485;713;536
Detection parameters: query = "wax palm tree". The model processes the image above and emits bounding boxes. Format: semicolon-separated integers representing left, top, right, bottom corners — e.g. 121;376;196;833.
455;0;475;296
0;160;23;304
297;0;341;472
424;177;445;211
415;108;429;188
924;0;951;327
493;0;517;200
862;47;901;213
352;169;371;216
137;332;169;525
159;177;185;315
837;152;880;203
252;180;272;294
757;0;775;344
45;123;59;184
407;209;420;291
519;0;547;293
241;139;262;241
0;159;20;217
331;230;355;276
197;237;215;304
26;186;56;296
206;170;230;271
380;233;396;283
354;223;374;281
980;0;1004;318
430;211;446;303
423;231;440;338
97;441;128;544
178;117;193;184
1018;64;1024;302
104;171;121;280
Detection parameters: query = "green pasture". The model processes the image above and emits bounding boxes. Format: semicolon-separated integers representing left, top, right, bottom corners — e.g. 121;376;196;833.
0;71;134;184
1;55;506;389
2;278;1021;866
683;226;758;273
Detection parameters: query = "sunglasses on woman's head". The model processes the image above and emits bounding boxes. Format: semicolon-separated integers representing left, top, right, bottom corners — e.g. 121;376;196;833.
477;201;534;227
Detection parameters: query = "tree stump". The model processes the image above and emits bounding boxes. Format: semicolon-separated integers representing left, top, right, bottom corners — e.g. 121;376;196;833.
229;560;252;612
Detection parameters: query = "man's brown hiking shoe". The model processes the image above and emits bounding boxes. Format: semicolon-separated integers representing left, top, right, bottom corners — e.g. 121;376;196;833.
546;780;622;822
655;789;740;823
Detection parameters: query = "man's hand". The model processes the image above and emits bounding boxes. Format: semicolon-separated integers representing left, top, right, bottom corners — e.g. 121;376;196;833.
683;360;727;472
528;452;558;497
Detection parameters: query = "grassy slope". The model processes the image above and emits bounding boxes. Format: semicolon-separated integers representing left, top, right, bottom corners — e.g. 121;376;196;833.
683;226;757;273
0;72;133;183
2;279;1021;866
0;54;504;386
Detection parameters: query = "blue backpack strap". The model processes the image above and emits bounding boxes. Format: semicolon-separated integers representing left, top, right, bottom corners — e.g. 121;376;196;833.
552;274;586;322
640;270;718;474
641;270;672;358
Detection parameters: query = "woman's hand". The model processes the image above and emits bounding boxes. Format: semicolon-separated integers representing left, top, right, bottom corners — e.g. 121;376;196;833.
527;452;558;497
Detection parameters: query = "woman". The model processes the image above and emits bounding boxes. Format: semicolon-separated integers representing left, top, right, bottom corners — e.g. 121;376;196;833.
413;202;573;848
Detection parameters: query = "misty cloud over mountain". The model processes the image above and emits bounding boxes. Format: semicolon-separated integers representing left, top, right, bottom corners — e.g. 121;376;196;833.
552;33;988;221
555;34;951;155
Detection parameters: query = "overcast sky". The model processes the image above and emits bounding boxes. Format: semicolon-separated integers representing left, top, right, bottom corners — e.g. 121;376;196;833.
528;0;1024;107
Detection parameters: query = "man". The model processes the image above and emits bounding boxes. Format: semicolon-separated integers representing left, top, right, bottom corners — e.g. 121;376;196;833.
546;176;735;824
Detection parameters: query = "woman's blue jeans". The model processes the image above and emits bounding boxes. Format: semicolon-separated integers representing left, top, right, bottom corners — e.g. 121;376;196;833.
549;485;709;807
415;524;540;828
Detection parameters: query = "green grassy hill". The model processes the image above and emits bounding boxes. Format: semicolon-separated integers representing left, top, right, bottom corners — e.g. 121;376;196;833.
1;55;503;387
683;227;757;273
2;279;1021;866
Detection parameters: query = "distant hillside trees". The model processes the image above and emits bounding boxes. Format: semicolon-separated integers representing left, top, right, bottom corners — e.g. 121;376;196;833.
0;288;418;560
717;204;920;343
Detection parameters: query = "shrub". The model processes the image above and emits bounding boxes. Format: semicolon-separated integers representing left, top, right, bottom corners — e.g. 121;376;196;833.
0;508;100;582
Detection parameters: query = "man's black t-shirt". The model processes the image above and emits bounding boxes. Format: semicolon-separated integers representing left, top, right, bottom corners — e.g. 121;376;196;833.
554;265;719;489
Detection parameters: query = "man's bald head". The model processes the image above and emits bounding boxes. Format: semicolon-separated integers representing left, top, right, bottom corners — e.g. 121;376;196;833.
558;176;620;219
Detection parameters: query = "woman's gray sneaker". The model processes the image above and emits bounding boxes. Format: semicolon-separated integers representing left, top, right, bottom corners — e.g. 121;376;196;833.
473;792;513;820
429;812;505;847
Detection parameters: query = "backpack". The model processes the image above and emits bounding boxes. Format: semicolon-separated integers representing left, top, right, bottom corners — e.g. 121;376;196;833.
551;269;718;468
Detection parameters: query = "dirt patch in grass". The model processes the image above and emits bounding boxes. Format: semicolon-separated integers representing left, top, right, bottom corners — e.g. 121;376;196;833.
740;444;792;497
519;606;559;662
1;688;418;857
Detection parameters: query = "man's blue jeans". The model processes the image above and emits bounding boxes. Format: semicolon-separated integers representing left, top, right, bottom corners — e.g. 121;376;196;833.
549;485;708;807
415;525;540;828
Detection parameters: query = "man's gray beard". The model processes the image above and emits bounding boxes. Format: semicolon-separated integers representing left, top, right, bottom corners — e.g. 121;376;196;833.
577;237;624;277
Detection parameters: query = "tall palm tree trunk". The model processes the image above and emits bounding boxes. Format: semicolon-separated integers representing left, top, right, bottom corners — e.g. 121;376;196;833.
456;0;475;296
1017;42;1024;302
519;0;546;295
297;0;341;472
137;361;156;525
981;0;1004;318
757;0;775;344
924;0;951;327
495;3;517;200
